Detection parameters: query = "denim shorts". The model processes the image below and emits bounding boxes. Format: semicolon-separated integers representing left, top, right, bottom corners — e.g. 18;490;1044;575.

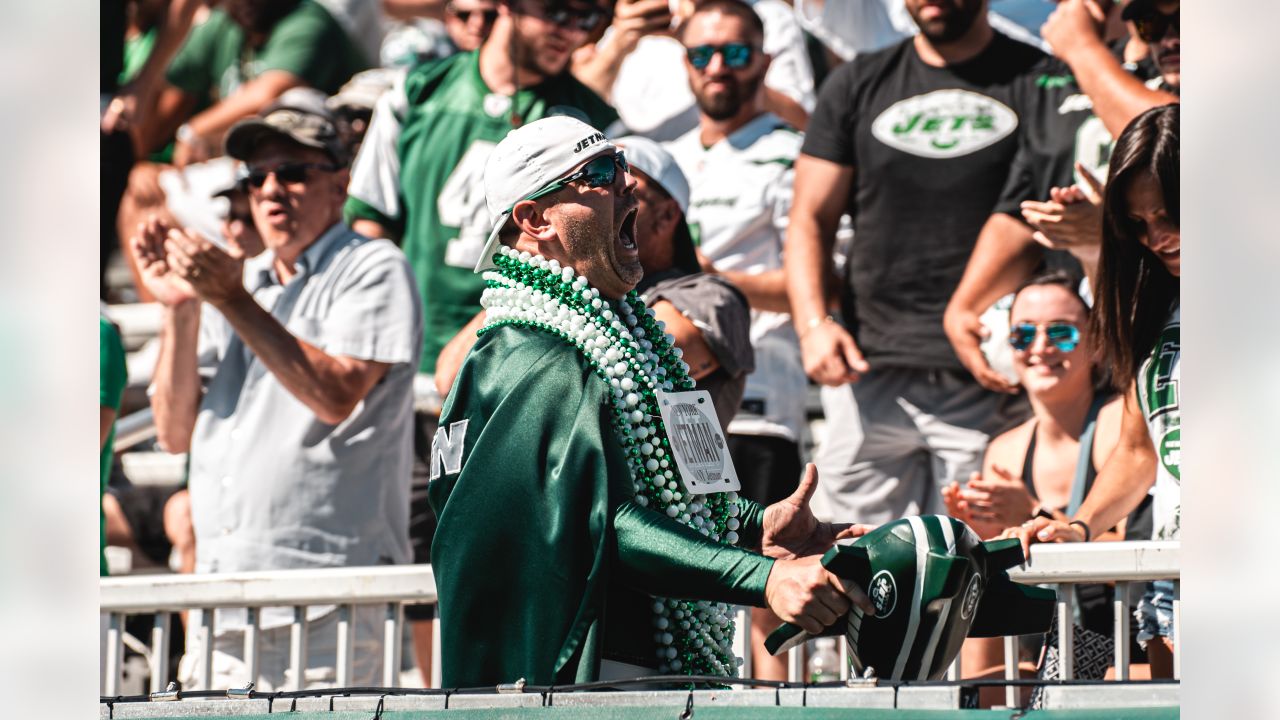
1134;579;1177;647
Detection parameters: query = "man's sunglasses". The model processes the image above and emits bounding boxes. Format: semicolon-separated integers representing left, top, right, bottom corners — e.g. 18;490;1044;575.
523;151;629;205
246;162;340;189
529;1;606;32
1008;322;1081;353
1132;9;1178;42
449;7;499;24
685;43;756;70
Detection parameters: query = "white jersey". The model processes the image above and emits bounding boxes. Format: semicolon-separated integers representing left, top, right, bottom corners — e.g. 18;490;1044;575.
610;0;814;141
666;113;807;441
1137;304;1180;541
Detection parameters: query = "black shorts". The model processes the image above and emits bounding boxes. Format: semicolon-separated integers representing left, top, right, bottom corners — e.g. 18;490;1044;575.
105;483;183;566
407;412;440;621
727;434;802;508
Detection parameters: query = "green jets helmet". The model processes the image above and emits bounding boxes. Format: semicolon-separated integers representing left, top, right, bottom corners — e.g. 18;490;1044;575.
765;515;1055;681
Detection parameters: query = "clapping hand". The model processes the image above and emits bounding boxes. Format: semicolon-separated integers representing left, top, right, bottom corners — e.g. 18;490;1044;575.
1020;163;1106;265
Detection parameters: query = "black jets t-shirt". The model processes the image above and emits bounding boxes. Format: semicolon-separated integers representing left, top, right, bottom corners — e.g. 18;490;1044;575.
802;33;1048;370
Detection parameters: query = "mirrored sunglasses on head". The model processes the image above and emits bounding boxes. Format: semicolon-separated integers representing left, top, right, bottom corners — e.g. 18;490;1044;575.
524;151;628;203
685;43;755;70
1008;322;1081;353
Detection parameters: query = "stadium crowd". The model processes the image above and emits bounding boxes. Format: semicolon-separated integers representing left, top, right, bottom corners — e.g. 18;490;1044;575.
100;0;1181;696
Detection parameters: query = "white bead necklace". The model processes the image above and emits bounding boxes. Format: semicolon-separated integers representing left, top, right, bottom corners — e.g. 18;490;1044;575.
479;246;743;677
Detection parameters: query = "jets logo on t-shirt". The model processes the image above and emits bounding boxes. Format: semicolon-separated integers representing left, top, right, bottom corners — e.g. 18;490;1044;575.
871;89;1018;159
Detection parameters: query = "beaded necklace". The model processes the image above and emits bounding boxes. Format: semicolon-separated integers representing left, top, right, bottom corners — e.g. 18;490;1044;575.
479;246;743;677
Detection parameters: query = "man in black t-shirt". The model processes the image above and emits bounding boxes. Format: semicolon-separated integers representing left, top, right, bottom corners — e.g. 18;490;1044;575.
943;0;1180;395
785;0;1045;525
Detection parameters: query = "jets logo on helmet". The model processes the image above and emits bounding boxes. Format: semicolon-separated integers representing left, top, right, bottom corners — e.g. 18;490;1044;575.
765;515;1056;681
870;570;897;618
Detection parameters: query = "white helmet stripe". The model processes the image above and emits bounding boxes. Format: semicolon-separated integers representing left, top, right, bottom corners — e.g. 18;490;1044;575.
893;516;929;680
916;516;958;680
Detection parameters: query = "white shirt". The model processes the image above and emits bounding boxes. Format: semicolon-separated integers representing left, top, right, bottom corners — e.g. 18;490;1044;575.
610;0;815;141
666;113;807;440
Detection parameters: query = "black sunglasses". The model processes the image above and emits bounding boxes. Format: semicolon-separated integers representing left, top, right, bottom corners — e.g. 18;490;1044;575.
543;1;606;32
521;151;629;206
1008;322;1081;353
246;162;340;189
1132;9;1178;42
685;43;756;70
449;7;499;24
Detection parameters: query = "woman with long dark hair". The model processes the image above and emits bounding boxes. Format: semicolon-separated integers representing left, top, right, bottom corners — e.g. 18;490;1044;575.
1013;103;1180;676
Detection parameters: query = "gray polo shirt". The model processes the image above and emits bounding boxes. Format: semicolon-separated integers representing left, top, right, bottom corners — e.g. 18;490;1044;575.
188;224;422;621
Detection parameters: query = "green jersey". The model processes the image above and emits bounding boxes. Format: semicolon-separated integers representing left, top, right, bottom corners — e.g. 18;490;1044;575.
343;51;618;373
166;0;368;105
100;315;128;577
428;326;770;685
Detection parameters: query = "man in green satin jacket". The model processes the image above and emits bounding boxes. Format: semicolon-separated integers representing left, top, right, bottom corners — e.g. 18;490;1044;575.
428;116;871;686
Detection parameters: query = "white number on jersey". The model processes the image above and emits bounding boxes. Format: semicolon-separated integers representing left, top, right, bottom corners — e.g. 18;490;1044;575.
438;140;498;268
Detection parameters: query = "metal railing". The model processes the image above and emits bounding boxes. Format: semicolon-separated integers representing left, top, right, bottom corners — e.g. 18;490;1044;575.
100;541;1179;702
100;565;439;695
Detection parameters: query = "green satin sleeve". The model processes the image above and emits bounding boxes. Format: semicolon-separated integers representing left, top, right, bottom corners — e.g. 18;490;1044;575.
613;501;774;608
738;499;764;550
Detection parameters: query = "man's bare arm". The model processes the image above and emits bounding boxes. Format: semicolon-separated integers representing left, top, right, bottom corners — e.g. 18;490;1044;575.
651;300;719;380
151;301;204;453
215;291;391;425
943;213;1041;393
1042;0;1179;138
709;268;790;314
784;154;866;385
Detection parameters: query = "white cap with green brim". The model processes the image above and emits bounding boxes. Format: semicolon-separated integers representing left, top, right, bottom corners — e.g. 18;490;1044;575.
475;116;616;272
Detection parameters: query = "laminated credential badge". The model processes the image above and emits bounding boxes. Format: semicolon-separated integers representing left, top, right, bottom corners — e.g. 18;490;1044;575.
655;389;741;494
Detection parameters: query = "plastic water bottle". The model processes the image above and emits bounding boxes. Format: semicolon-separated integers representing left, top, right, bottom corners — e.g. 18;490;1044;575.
807;638;841;683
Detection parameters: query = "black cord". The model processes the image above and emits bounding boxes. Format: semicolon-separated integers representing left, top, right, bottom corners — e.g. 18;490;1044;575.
97;675;1180;705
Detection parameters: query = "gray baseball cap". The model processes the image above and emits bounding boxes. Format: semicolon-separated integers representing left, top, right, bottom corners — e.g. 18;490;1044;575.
224;94;345;165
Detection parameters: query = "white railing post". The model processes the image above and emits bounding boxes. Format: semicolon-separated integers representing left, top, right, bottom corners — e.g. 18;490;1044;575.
105;613;124;696
150;613;171;693
244;607;260;689
1113;581;1131;680
336;604;355;687
787;645;803;683
1003;634;1019;708
1057;585;1075;680
732;606;751;679
383;602;403;688
840;637;850;681
290;606;309;691
200;609;215;690
431;608;442;688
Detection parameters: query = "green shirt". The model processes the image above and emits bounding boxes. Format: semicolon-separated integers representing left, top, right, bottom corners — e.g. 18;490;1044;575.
428;325;771;686
166;0;367;104
100;316;128;577
343;51;618;373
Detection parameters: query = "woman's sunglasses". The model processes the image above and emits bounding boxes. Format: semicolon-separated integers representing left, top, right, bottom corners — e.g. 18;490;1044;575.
685;43;756;70
523;151;629;204
246;162;340;189
1132;10;1178;43
1008;322;1081;353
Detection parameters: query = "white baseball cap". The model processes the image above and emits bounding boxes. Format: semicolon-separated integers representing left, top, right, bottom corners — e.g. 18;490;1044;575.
476;116;617;271
614;135;689;213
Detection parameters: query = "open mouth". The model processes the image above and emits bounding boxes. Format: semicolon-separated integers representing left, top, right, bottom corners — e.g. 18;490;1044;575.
618;208;638;252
